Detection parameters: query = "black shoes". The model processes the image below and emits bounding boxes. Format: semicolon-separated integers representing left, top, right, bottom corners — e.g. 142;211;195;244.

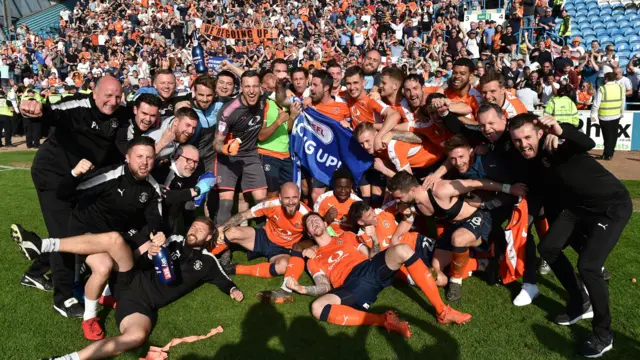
20;274;53;291
579;332;613;358
53;297;84;318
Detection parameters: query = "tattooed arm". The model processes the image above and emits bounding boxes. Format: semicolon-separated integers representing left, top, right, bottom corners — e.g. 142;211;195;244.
220;209;255;231
390;131;424;144
286;274;332;297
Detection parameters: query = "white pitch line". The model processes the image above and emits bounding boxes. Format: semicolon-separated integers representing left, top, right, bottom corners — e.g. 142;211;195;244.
0;165;30;170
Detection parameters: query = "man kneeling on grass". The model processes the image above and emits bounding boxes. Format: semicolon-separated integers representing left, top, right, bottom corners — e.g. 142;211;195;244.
285;212;471;338
15;217;243;360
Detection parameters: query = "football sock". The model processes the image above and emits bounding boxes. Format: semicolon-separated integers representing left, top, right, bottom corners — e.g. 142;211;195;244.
236;262;276;278
216;200;234;225
458;258;478;280
83;297;99;321
370;194;383;208
210;243;228;255
320;304;386;327
451;247;470;281
405;253;445;314
54;353;80;360
282;254;305;292
41;238;60;253
535;218;549;238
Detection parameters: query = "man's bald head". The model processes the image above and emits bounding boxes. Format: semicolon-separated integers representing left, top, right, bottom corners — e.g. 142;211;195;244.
363;50;382;74
280;182;301;217
93;75;123;115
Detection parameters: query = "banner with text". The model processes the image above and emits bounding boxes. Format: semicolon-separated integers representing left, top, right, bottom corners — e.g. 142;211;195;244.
575;110;634;151
200;25;278;41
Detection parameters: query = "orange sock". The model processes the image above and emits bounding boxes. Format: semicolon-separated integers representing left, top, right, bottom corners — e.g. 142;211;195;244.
284;256;305;280
209;243;228;256
326;305;385;327
451;249;470;279
395;266;411;284
406;255;445;314
236;263;275;278
461;258;478;280
535;218;549;238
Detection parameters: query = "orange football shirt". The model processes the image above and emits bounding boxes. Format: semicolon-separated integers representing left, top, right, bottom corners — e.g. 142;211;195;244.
250;199;311;248
314;191;362;232
307;232;367;288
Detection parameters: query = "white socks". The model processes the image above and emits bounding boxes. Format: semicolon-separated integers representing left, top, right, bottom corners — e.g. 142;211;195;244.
450;277;463;285
83;297;99;321
41;238;60;253
54;353;79;360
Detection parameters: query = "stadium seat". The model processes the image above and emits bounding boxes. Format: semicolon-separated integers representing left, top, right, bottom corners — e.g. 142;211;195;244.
606;21;620;29
576;9;588;17
593;23;606;31
619;21;632;29
584;35;597;44
610;29;625;36
614;14;627;22
587;3;599;10
576;4;587;11
632;43;640;51
618;51;631;59
617;43;631;51
629;35;640;43
619;58;630;69
614;35;627;43
624;28;637;36
601;15;614;23
582;29;596;37
596;29;609;37
600;35;614;44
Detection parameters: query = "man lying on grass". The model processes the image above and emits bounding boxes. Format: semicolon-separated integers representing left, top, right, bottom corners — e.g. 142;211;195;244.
15;216;243;360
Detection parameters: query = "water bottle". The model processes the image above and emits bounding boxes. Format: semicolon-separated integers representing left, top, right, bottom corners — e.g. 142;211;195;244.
192;32;207;74
153;247;175;284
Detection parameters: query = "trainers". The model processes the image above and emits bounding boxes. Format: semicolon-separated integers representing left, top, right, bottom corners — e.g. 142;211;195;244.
11;223;43;260
555;302;594;326
601;267;611;282
54;297;84;318
20;274;53;291
538;259;551;275
82;317;105;341
99;295;117;309
579;332;613;358
446;281;462;302
256;288;294;304
222;262;237;275
513;283;540;307
437;305;472;325
383;310;411;338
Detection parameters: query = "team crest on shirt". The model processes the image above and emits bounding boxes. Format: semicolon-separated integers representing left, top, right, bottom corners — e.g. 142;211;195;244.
333;108;339;114
110;118;118;128
139;192;149;203
168;104;174;111
264;164;271;172
294;222;301;228
541;157;551;168
193;260;203;271
382;220;390;228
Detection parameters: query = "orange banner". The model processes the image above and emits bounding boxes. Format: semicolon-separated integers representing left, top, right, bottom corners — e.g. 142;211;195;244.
200;24;278;41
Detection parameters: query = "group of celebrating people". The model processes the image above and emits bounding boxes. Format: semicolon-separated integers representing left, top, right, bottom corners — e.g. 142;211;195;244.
2;1;636;360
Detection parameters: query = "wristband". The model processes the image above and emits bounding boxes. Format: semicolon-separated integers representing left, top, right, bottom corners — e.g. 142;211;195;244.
229;286;238;295
71;169;78;177
502;184;511;194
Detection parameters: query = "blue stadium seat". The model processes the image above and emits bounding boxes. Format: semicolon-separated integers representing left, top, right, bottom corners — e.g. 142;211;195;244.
625;9;637;15
617;43;631;51
601;15;614;23
619;21;632;29
600;35;613;44
612;10;625;17
634;21;640;28
587;3;599;11
614;35;627;44
584;35;597;44
601;39;615;47
610;29;625;37
596;29;609;37
632;44;640;52
582;29;596;37
576;4;587;11
618;51;631;59
629;35;640;43
599;9;612;16
631;15;640;22
624;28;636;36
576;9;589;17
606;22;620;29
592;23;606;31
614;15;627;23
619;58;630;68
565;4;575;11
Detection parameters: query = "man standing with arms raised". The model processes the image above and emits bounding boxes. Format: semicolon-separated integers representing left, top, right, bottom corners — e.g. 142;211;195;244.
17;75;129;317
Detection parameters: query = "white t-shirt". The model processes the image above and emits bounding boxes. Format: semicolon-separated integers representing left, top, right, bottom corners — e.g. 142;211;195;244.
615;77;633;93
60;9;70;21
353;32;365;46
516;88;540;112
541;82;560;105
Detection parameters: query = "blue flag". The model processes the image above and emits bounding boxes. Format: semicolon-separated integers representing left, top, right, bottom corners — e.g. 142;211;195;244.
208;56;227;74
290;107;373;187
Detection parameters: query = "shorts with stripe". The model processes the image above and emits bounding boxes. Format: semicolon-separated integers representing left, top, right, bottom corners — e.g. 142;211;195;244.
214;153;267;193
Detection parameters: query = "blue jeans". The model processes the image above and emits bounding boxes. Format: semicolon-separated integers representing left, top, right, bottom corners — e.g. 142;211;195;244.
524;16;535;39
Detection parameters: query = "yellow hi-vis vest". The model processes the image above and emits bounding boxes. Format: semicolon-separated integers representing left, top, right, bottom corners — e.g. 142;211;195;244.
48;93;62;104
544;96;579;126
0;98;13;116
598;83;623;118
